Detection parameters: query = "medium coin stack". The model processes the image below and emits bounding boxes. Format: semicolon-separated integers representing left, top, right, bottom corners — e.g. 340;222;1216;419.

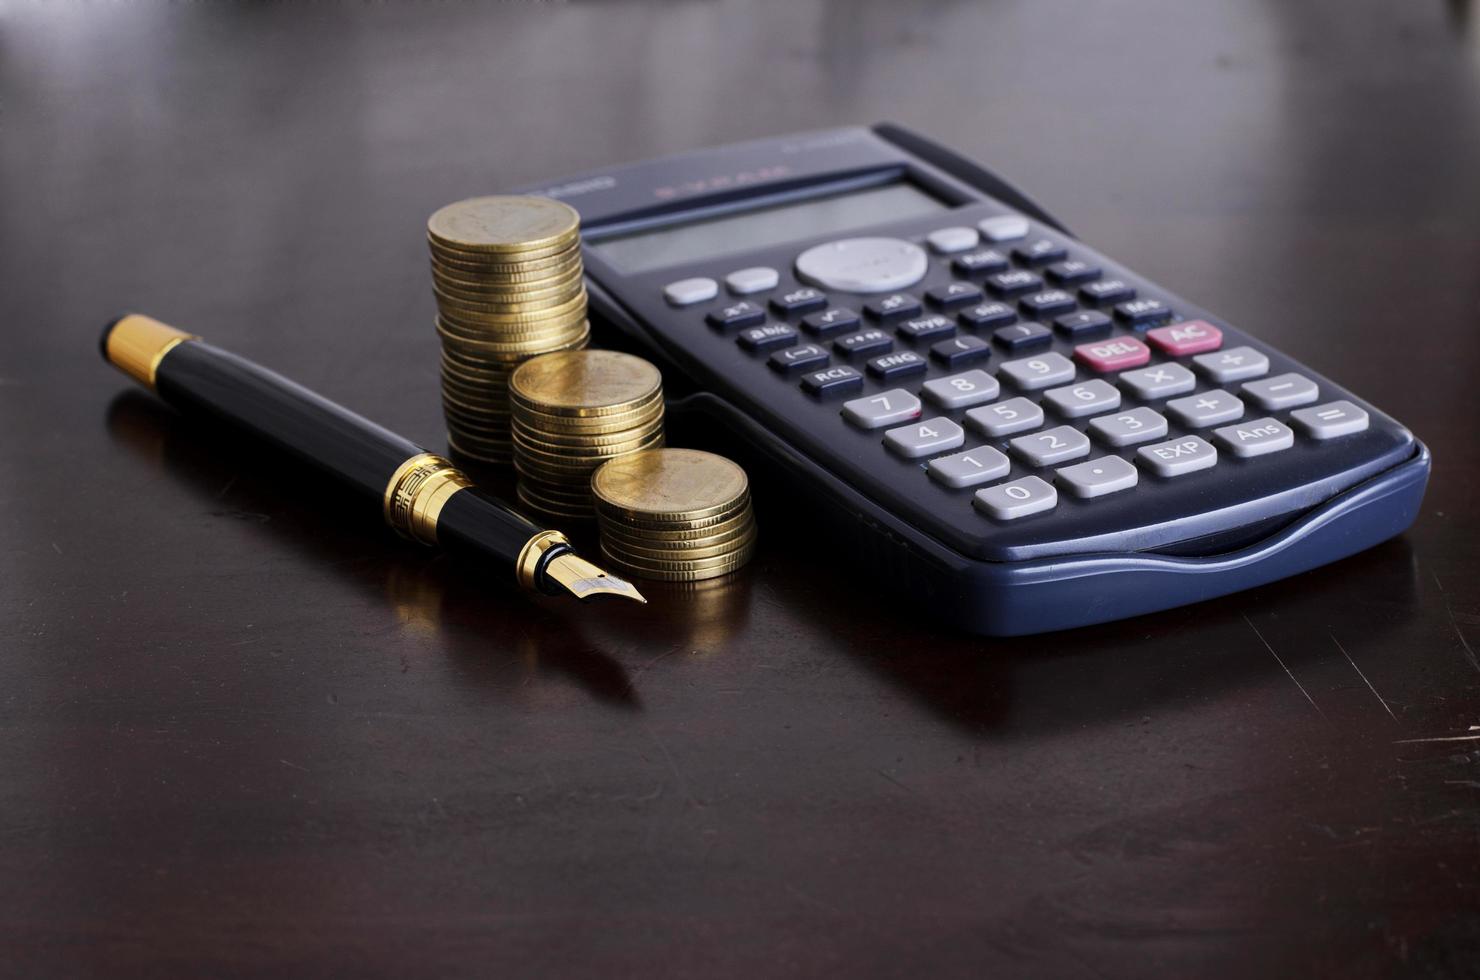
508;349;665;519
592;448;757;582
428;195;591;464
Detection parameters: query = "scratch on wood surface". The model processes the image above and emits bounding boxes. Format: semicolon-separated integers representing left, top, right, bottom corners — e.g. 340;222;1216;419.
1244;614;1326;719
1394;733;1480;745
1445;599;1479;674
279;759;309;772
875;768;914;794
1332;634;1398;723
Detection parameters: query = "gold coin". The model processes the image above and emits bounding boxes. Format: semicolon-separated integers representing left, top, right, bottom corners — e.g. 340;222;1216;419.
599;540;755;582
432;264;585;296
435;307;589;337
430;243;583;276
510;415;664;449
510;393;663;433
518;474;595;502
599;513;755;551
601;525;757;563
508;350;662;417
514;437;664;480
427;196;580;254
591;449;748;523
595;497;750;535
595;509;754;542
433;282;586;316
513;428;665;464
433;291;587;325
448;434;512;464
436;319;590;354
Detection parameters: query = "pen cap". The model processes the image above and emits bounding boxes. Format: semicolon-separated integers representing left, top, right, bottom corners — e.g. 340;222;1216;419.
101;313;197;389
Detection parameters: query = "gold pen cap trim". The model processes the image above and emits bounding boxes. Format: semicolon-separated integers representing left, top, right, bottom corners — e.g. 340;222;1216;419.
384;452;472;545
104;314;197;389
515;529;571;591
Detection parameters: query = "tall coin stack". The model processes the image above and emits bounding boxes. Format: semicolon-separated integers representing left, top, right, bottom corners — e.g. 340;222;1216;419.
592;449;758;583
508;349;665;519
428;195;591;464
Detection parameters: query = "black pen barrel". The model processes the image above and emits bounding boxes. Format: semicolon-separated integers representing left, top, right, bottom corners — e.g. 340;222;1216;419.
99;313;563;590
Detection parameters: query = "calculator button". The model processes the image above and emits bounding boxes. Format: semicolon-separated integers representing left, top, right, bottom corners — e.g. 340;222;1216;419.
1146;319;1223;356
923;369;1001;409
1019;289;1076;319
725;266;779;294
926;226;980;254
1056;455;1138;499
930;334;991;368
926;282;984;310
992;321;1052;351
1044;379;1121;418
1290;400;1369;440
1046;260;1101;286
1013;238;1068;266
959;301;1018;331
1001;352;1075;390
1241;372;1319;410
884;417;965;459
928;446;1010;488
768;343;829;374
1193;345;1269;383
1073;336;1151;373
771;287;828;316
952;249;1009;278
802;306;861;338
1009;425;1091;467
834;328;893;358
794;237;928;294
865;292;923;323
897;314;956;343
1113;298;1174;328
1053;310;1112;339
1213;417;1295;458
1118;362;1196;399
867;350;928;381
975;476;1057;520
707;300;766;331
664;277;718;306
800;365;864;398
842;389;921;430
986;269;1044;298
1167;389;1245;428
1137;436;1219;477
978;215;1030;243
966;397;1044;437
1088;407;1169;447
737;323;797;352
1080;279;1136;305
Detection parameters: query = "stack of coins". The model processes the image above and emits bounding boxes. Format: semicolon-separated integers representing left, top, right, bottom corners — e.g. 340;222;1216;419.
508;349;665;518
592;448;757;582
428;195;591;464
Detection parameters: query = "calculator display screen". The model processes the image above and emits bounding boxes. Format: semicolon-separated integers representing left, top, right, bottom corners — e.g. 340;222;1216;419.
592;180;946;274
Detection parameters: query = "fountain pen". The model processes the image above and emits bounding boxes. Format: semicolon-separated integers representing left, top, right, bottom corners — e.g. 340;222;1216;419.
100;313;645;604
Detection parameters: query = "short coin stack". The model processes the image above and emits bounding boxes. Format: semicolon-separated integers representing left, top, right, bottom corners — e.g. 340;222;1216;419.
508;349;665;519
592;448;757;582
428;195;591;464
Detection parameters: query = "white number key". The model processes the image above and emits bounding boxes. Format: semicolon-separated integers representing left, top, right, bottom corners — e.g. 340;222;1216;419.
922;369;1001;409
842;388;921;430
999;352;1075;390
964;396;1044;437
884;417;965;459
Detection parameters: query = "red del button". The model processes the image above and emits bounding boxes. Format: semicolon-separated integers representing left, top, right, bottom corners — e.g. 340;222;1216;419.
1074;336;1151;372
1146;319;1223;356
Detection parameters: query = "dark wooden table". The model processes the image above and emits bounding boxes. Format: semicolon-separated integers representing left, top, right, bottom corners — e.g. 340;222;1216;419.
4;2;1479;976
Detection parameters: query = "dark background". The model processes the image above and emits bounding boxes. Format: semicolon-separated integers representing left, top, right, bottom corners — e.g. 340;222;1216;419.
4;2;1480;976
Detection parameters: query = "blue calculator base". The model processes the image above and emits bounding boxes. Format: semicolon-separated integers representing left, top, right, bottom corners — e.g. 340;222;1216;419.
673;392;1429;636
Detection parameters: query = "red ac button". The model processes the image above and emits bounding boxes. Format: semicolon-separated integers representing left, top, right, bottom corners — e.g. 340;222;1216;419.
1146;319;1223;356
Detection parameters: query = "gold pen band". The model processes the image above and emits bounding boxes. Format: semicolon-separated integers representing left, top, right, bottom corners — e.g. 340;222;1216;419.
516;529;571;591
103;314;197;389
383;452;473;545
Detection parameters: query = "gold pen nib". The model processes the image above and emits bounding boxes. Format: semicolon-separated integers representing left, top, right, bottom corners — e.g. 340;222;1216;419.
543;551;647;604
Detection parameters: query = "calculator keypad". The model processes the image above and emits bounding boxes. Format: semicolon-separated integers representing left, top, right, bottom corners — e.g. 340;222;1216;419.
664;208;1388;541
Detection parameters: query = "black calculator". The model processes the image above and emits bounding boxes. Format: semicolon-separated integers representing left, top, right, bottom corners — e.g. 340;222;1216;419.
512;124;1430;635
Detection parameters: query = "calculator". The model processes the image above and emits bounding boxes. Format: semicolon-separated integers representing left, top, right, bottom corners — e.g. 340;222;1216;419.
512;124;1430;635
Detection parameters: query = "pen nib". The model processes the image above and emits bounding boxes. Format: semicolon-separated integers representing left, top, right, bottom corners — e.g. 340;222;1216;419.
544;551;647;604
